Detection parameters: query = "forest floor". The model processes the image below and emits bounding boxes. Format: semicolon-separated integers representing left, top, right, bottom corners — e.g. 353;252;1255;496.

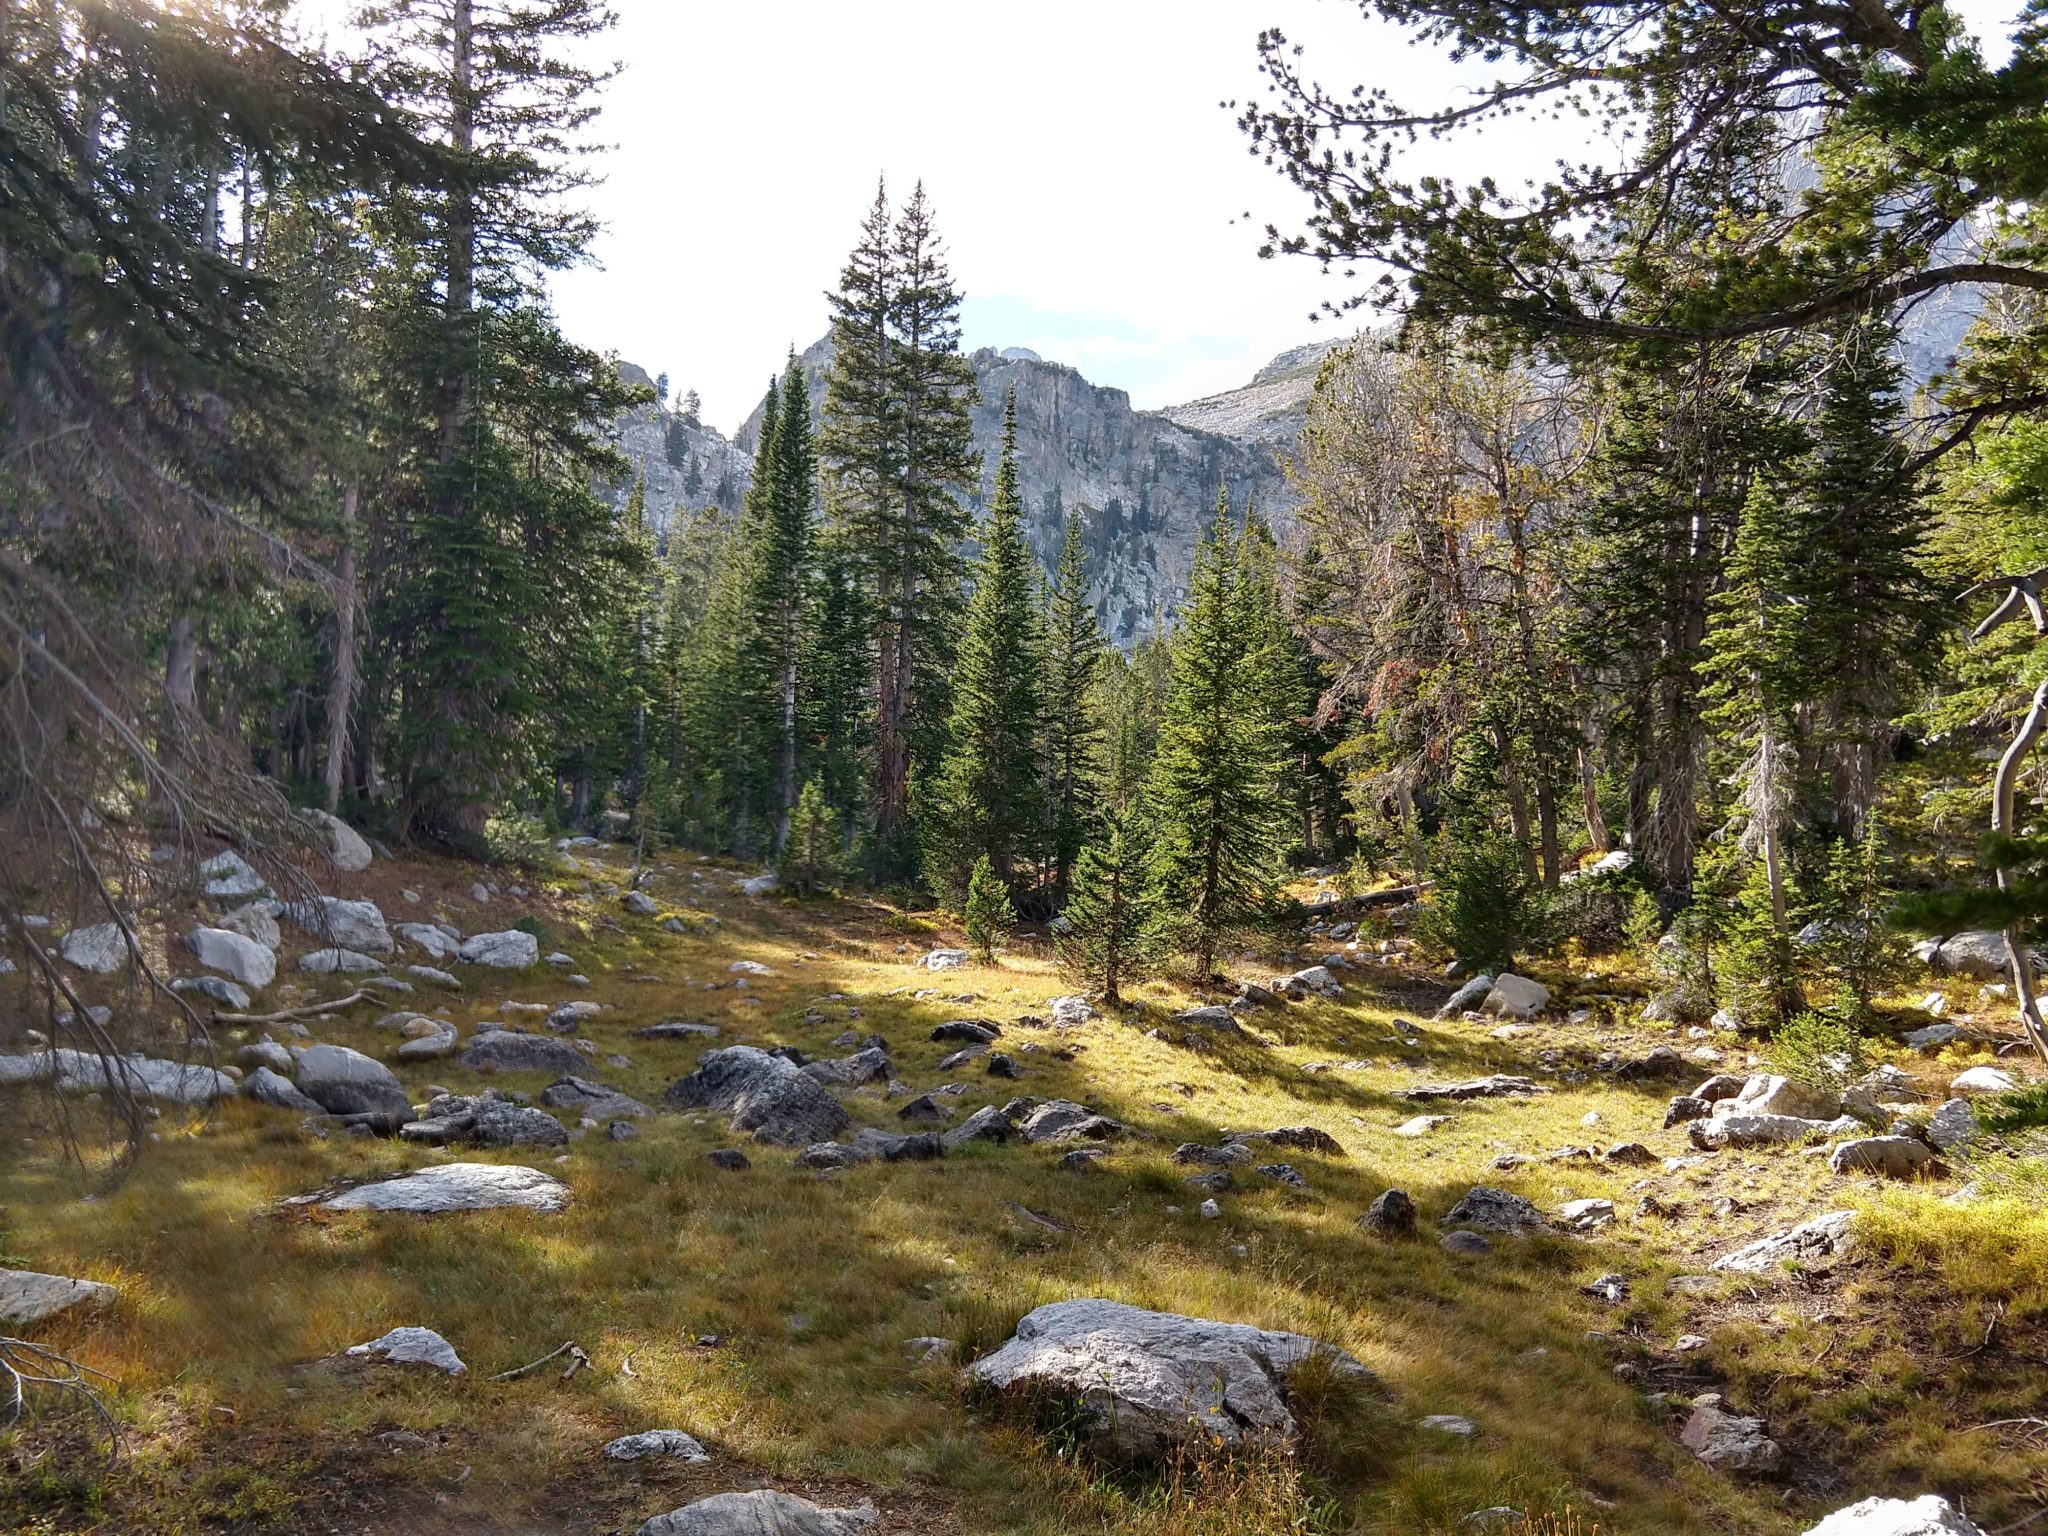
3;841;2047;1536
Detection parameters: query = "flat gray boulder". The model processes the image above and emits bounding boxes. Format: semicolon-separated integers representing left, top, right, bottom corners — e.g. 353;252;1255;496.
1712;1210;1856;1274
1440;1187;1548;1236
1680;1395;1781;1473
294;1043;410;1119
282;896;392;955
322;1162;569;1214
396;922;459;959
636;1490;875;1536
345;1325;465;1373
538;1075;649;1118
1480;972;1549;1017
1017;1099;1126;1143
457;1030;589;1075
968;1298;1374;1460
298;946;385;974
303;808;373;872
0;1268;116;1327
242;1066;324;1113
214;901;281;948
61;922;131;974
1913;930;2041;979
53;1051;234;1105
1689;1113;1838;1150
1434;974;1494;1019
1830;1136;1936;1178
604;1429;711;1462
802;1046;892;1087
1723;1073;1840;1120
200;848;270;901
660;1046;850;1146
172;975;250;1010
1804;1496;1985;1536
395;1021;461;1062
184;926;276;989
458;929;539;969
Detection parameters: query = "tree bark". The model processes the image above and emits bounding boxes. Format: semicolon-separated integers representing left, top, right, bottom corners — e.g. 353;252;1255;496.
323;483;360;814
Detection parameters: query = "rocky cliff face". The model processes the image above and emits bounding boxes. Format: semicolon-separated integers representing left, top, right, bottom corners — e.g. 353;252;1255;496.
727;336;1308;647
604;362;753;528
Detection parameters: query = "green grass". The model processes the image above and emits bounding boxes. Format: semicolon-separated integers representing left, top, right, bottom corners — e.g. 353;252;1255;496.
2;847;2045;1534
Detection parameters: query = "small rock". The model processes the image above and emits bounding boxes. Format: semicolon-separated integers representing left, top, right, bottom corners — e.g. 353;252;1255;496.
345;1326;465;1375
603;1429;710;1463
1951;1065;2016;1097
1680;1396;1781;1474
704;1149;750;1171
1420;1414;1478;1436
1361;1189;1415;1238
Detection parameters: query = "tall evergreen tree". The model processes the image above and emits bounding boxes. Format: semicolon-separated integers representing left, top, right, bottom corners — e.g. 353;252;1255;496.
753;354;818;852
1146;492;1290;974
1041;512;1107;901
1057;810;1160;1004
819;179;979;871
923;392;1044;899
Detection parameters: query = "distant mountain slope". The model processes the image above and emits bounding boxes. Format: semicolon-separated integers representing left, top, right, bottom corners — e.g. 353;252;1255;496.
1159;338;1339;445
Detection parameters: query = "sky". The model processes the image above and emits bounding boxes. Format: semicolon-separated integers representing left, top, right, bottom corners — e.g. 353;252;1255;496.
297;0;2027;437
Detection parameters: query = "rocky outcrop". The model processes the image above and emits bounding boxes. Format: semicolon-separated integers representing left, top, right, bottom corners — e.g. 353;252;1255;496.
635;1490;875;1536
968;1298;1373;1460
320;1162;570;1214
661;1045;851;1146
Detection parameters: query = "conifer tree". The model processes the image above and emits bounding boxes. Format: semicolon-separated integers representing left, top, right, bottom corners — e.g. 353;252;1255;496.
923;392;1044;899
780;778;843;897
1042;512;1107;901
963;853;1016;963
753;355;818;852
1057;811;1159;1003
819;179;979;870
1146;493;1290;974
802;534;873;848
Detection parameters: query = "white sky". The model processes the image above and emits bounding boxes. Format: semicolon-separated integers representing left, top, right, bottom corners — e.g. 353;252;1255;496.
296;0;2025;437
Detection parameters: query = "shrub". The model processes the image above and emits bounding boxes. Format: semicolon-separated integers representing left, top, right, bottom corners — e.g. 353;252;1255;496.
1768;1010;1870;1095
1416;827;1548;973
778;779;844;897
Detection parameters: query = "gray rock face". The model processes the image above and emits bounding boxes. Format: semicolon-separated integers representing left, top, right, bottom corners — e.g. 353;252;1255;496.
172;975;251;1010
181;926;275;990
1440;1187;1547;1236
968;1298;1373;1461
294;1043;410;1119
298;946;385;974
471;1102;569;1148
604;1429;711;1462
236;1040;294;1074
395;1021;460;1062
0;1268;116;1327
1927;1098;1978;1151
1273;965;1344;1001
303;808;373;872
661;1046;851;1146
1711;1210;1857;1274
921;948;969;971
457;1030;589;1076
1017;1099;1125;1143
1688;1113;1835;1150
214;901;281;949
1726;1073;1840;1120
1680;1397;1781;1474
1361;1189;1416;1238
457;929;539;968
406;965;461;989
60;922;130;973
282;896;393;955
1170;1004;1239;1032
1399;1075;1539;1102
29;1050;235;1105
1912;930;2041;979
200;848;270;901
321;1162;570;1214
1434;974;1495;1019
635;1489;876;1536
345;1325;466;1374
942;1105;1016;1150
1829;1136;1935;1178
396;922;458;959
538;1075;649;1118
242;1066;324;1113
1803;1496;1986;1536
1481;973;1549;1018
802;1046;892;1087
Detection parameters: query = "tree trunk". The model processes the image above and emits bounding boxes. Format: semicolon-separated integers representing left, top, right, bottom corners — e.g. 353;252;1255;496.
1577;740;1610;854
162;613;199;789
324;483;360;814
1993;679;2048;1065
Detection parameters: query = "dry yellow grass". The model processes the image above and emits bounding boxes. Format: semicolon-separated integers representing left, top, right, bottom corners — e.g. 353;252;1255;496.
2;847;2044;1534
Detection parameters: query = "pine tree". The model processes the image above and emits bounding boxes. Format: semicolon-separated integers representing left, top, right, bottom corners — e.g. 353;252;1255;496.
1057;811;1159;1003
780;778;843;897
923;391;1044;899
1042;511;1107;901
802;533;873;849
1146;493;1290;974
963;853;1016;963
819;179;979;870
752;355;818;852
